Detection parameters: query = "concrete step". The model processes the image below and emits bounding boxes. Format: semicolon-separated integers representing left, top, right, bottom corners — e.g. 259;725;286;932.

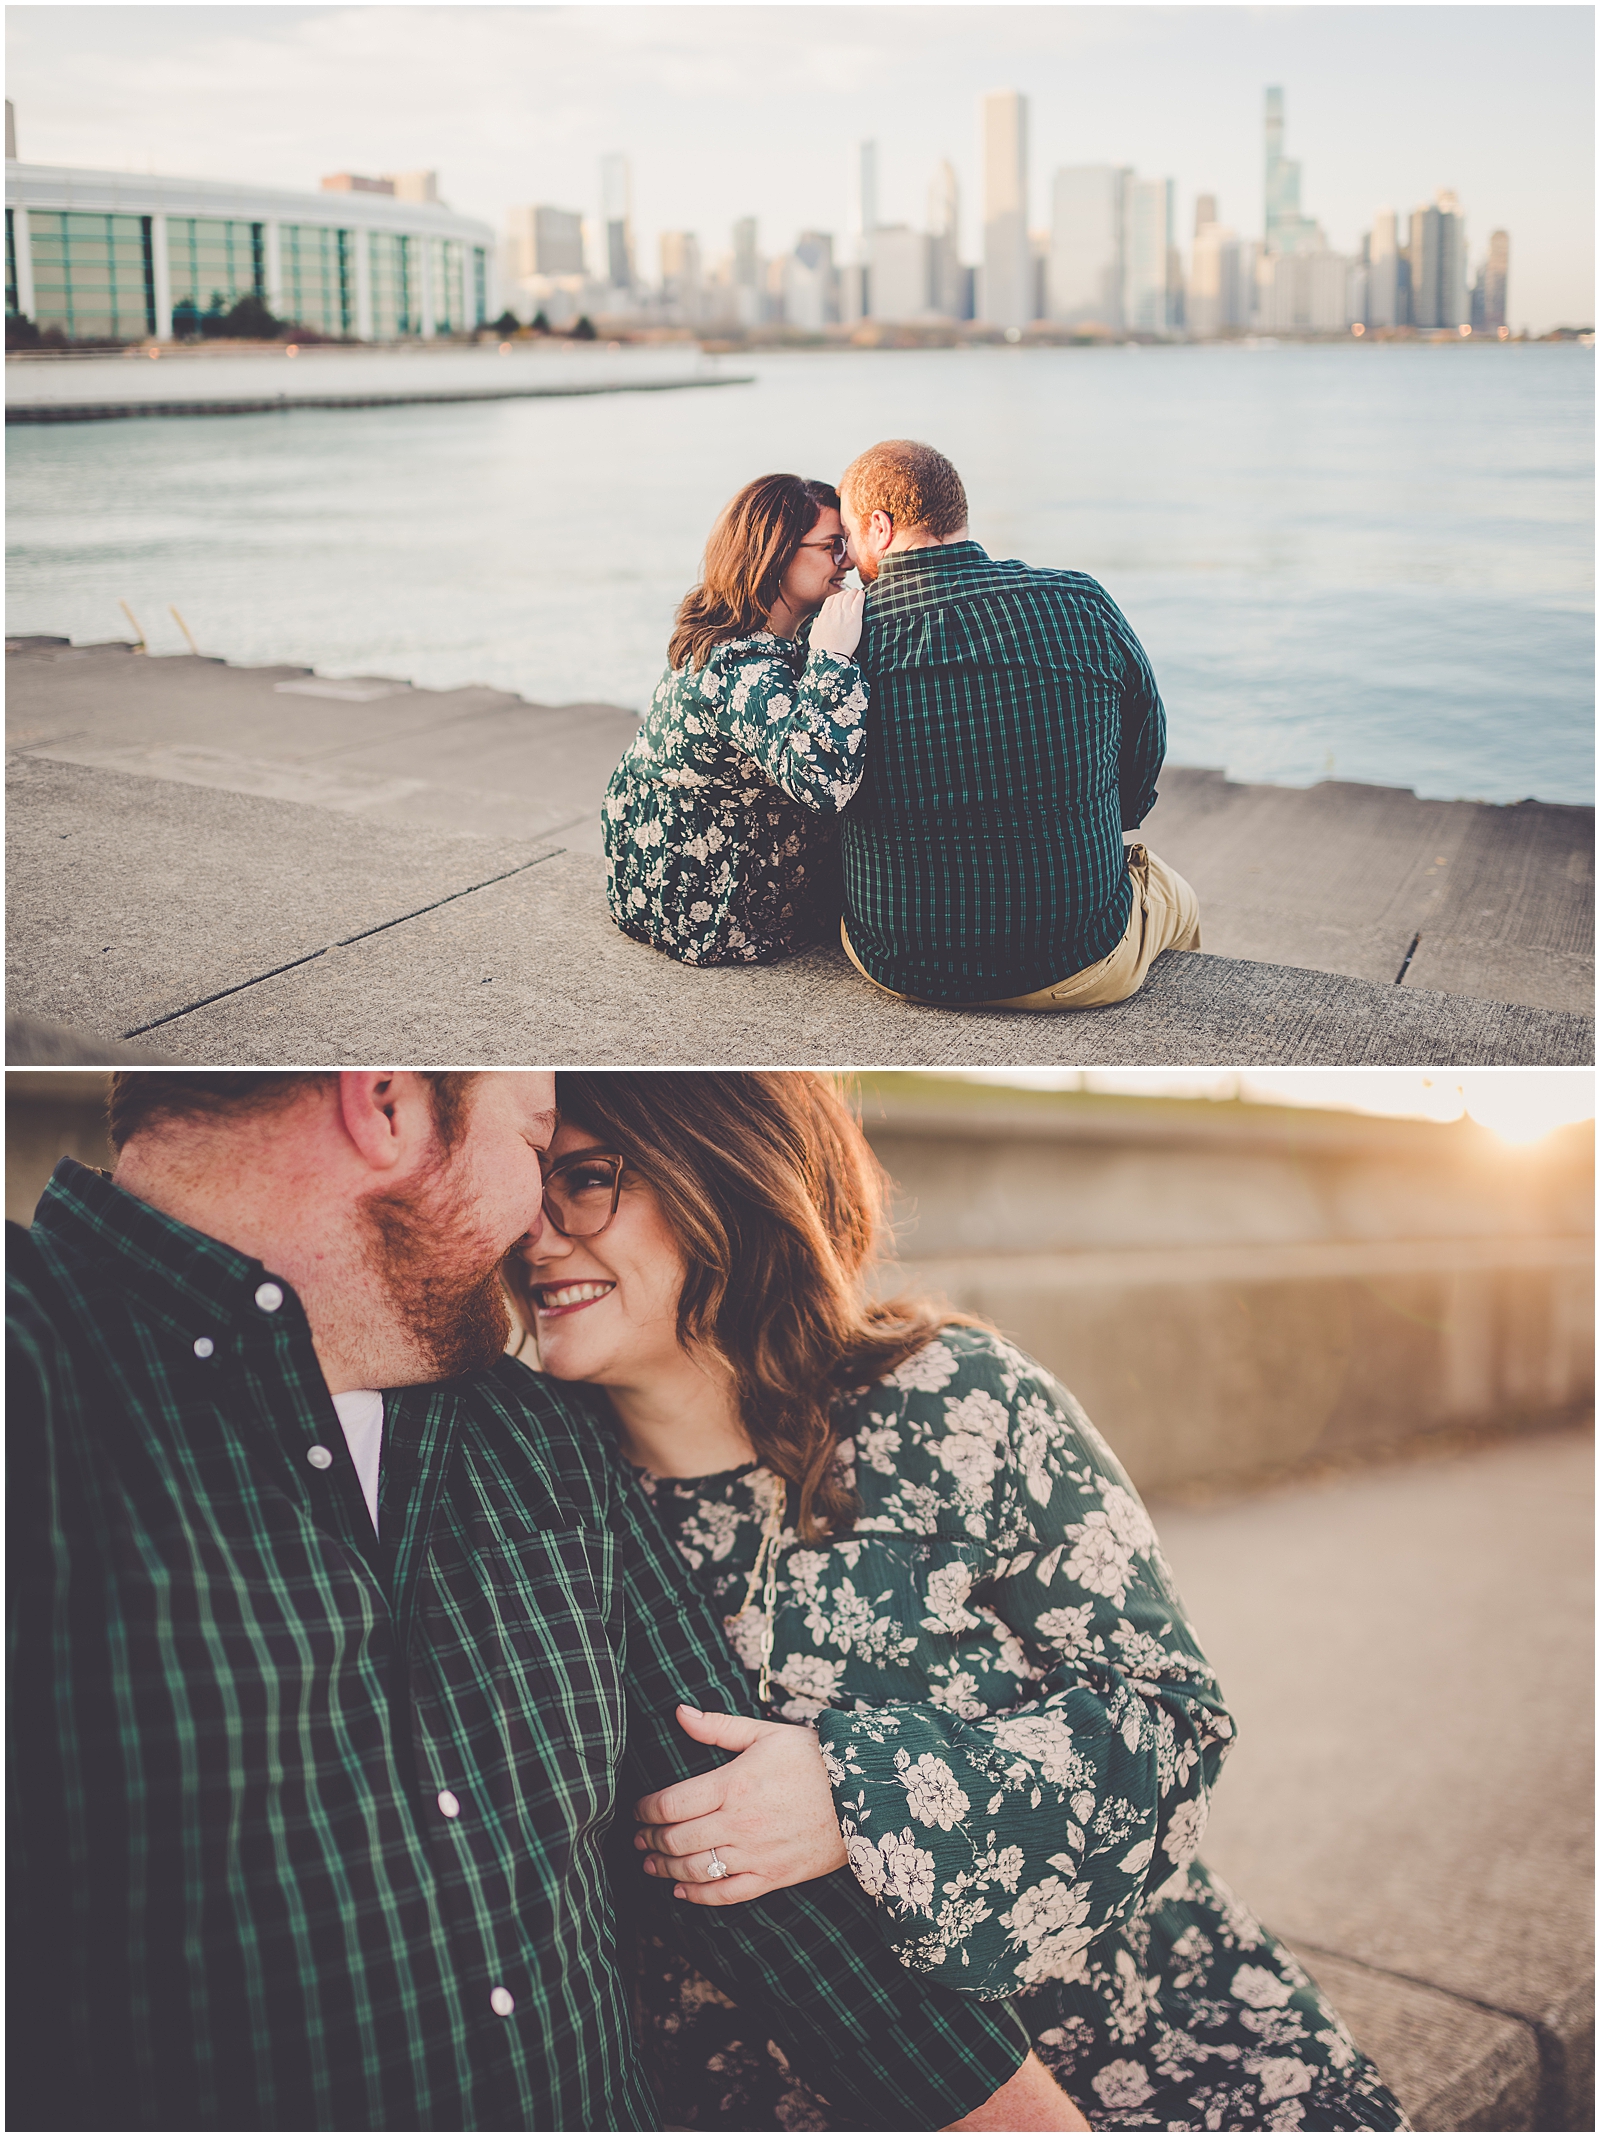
1145;767;1594;1016
6;643;1594;1067
5;755;1593;1066
1155;1426;1594;2132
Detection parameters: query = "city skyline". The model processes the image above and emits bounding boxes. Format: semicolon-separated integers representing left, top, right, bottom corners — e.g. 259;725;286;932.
5;4;1593;331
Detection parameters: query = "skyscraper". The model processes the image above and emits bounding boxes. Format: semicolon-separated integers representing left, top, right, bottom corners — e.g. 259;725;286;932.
855;140;878;261
1122;175;1174;332
1263;87;1322;255
1189;218;1252;337
731;215;761;327
1408;190;1467;328
869;226;932;321
1482;229;1509;329
928;159;962;317
600;153;633;288
1047;165;1125;329
784;231;835;332
1367;209;1400;328
981;90;1030;330
659;230;701;318
504;205;585;278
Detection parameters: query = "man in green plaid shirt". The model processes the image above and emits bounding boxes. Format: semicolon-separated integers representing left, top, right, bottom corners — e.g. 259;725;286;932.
8;1071;1081;2132
837;439;1201;1008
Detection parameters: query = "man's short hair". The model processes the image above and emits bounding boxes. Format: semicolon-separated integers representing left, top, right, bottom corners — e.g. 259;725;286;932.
838;440;968;538
107;1071;477;1153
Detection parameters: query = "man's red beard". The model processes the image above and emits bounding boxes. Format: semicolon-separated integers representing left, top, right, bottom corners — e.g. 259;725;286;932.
361;1146;513;1380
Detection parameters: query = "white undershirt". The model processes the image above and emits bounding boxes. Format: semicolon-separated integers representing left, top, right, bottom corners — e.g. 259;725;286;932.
330;1388;384;1534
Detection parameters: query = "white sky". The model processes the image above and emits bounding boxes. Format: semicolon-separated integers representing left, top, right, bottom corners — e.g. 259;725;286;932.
6;3;1595;331
957;1068;1597;1145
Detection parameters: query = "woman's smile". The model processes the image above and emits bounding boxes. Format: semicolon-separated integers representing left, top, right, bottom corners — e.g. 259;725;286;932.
534;1279;616;1317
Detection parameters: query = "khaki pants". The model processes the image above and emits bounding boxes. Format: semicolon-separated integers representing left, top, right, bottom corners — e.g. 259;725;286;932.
842;845;1201;1010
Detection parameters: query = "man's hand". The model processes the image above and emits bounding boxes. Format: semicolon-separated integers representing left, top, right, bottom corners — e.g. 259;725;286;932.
634;1705;848;1904
809;586;865;659
943;2051;1090;2132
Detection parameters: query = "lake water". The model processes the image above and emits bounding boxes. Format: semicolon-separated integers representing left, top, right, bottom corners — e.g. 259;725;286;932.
6;342;1593;805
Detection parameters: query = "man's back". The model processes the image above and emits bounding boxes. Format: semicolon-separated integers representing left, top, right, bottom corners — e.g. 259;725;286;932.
844;543;1166;1002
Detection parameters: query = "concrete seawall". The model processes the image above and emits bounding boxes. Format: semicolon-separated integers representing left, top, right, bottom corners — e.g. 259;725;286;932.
859;1076;1593;1494
10;1071;1590;1496
5;640;1593;1067
5;342;751;422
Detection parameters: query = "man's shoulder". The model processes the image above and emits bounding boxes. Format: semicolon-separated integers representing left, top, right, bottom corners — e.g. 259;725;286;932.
7;1218;82;1350
985;556;1117;609
463;1359;625;1494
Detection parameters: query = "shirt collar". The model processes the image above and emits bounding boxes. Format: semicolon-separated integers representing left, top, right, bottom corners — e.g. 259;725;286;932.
873;538;989;582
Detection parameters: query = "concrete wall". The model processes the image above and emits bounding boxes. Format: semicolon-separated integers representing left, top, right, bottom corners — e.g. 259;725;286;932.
8;1072;1591;1498
859;1076;1593;1496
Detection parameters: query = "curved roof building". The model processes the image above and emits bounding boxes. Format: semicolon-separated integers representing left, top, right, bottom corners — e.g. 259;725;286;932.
5;160;495;342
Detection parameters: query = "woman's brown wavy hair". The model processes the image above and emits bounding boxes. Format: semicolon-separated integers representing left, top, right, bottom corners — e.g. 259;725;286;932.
667;475;839;673
505;1072;973;1541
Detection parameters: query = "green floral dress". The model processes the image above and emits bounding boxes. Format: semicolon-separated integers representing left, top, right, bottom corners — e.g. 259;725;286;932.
602;633;868;965
626;1327;1409;2133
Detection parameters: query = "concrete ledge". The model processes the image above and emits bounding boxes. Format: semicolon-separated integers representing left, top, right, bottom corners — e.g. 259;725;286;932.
1145;768;1593;1016
7;798;1593;1064
1291;1947;1545;2132
7;642;1594;1067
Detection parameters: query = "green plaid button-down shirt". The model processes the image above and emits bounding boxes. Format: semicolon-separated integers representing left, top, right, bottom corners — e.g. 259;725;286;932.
844;543;1167;1001
8;1161;1028;2132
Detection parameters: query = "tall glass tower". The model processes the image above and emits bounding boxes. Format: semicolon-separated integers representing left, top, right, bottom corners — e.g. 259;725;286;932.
1263;87;1321;255
600;153;632;289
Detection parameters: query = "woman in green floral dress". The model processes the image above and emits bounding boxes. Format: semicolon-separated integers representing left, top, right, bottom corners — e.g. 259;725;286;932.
603;473;870;965
508;1073;1410;2135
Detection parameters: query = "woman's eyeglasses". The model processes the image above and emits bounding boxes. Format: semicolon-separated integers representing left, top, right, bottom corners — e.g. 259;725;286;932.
541;1151;626;1237
799;535;850;562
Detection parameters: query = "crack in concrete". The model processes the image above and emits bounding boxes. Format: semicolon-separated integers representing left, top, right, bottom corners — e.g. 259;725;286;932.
120;848;564;1039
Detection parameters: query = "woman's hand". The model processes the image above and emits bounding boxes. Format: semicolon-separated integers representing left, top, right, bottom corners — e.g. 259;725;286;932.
808;586;865;660
633;1704;848;1904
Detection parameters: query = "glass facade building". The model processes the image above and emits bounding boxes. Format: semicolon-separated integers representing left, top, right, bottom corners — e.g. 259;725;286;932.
167;216;263;322
6;163;493;343
28;209;155;340
280;223;352;336
368;231;415;338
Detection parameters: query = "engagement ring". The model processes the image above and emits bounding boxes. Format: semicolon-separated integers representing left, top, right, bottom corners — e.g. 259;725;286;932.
704;1848;728;1880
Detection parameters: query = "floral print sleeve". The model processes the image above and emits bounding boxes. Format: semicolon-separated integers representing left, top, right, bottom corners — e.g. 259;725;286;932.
626;1333;1409;2132
697;639;869;815
800;1332;1236;1997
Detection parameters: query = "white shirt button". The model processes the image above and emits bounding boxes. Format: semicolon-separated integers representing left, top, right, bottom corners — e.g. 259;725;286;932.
193;1337;215;1359
306;1444;334;1471
255;1282;285;1312
437;1790;461;1819
489;1985;515;2018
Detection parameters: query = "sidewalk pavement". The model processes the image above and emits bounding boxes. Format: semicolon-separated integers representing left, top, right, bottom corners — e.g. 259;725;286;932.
5;642;1594;1067
1154;1425;1594;2132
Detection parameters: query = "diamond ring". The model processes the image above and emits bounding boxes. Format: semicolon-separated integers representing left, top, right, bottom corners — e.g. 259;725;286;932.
705;1848;729;1880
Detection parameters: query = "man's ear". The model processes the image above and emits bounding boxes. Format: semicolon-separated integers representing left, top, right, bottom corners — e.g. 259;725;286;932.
337;1072;414;1173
